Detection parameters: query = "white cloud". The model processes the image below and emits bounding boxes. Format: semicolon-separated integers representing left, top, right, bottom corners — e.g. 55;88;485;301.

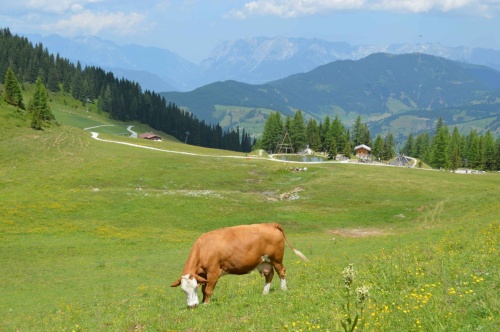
25;0;103;14
227;0;500;18
71;4;85;12
42;10;147;36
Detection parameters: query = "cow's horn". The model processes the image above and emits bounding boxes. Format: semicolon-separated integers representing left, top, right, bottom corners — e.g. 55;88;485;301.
193;274;208;284
170;278;182;287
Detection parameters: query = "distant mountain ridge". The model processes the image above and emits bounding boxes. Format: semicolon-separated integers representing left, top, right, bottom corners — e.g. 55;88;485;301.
23;33;197;92
22;34;500;92
160;53;500;140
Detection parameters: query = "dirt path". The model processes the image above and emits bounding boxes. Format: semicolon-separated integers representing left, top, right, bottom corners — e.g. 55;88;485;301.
88;131;256;159
127;126;137;138
85;130;439;170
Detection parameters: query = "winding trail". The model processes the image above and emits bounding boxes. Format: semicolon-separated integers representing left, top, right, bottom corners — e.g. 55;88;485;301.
84;128;434;169
127;126;137;138
88;131;258;160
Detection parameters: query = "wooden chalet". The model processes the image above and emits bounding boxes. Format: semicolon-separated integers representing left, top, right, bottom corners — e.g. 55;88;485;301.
354;144;371;157
139;132;162;141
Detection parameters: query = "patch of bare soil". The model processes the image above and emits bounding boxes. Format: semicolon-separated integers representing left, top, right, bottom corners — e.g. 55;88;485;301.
328;228;388;238
263;187;304;202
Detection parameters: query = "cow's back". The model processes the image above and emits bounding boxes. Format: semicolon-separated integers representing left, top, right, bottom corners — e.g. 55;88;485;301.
194;223;285;274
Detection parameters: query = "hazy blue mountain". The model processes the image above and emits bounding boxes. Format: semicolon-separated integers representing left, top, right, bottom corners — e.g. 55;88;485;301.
197;38;500;87
23;33;196;92
194;37;350;86
21;34;500;93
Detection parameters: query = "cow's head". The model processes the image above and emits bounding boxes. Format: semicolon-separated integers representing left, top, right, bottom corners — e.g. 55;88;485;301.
171;274;208;308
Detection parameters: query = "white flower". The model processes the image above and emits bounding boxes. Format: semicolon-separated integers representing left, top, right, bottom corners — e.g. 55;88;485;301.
342;264;355;289
356;285;370;303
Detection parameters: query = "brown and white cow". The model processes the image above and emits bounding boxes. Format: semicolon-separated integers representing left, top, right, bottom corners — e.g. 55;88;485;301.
171;223;308;307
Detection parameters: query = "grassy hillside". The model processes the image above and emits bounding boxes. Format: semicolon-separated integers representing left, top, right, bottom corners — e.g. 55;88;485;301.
0;92;499;331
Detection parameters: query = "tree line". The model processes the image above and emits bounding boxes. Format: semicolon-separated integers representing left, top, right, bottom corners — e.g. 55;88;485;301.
401;117;500;171
254;111;397;160
0;28;253;152
255;110;500;171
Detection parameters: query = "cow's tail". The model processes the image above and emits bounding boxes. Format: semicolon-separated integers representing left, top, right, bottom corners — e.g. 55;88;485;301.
272;223;309;261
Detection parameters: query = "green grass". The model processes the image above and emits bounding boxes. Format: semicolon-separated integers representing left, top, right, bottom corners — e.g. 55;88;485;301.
0;93;499;331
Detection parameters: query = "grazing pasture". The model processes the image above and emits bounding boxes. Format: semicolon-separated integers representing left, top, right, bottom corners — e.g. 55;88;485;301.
0;103;498;331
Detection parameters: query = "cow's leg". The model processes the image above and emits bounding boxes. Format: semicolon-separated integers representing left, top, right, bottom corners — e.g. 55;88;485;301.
259;264;274;294
271;261;287;291
201;272;220;303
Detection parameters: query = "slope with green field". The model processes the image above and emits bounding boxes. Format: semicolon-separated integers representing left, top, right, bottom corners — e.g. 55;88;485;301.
1;93;498;331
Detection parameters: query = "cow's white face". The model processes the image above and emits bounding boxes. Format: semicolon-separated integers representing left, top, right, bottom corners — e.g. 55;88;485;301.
181;274;199;307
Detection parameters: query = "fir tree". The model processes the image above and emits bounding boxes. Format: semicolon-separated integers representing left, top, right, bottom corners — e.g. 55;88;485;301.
351;115;363;146
261;112;283;152
466;129;480;169
328;138;338;160
343;141;352;159
28;77;54;129
360;124;372;147
290;110;307;152
430;118;449;169
401;132;414;156
494;138;500;171
3;67;24;109
414;132;431;162
482;130;496;170
447;127;462;170
320;116;331;151
383;133;395;160
330;116;347;152
372;134;384;160
306;119;322;152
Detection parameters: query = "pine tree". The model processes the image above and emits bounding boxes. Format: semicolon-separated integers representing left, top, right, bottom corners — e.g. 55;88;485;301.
466;129;480;169
261;112;283;152
373;134;384;160
401;133;414;156
430;118;449;169
351;115;363;146
290;110;307;152
46;66;60;92
328;138;338;160
482;130;496;171
331;115;347;151
360;124;372;147
3;67;24;109
320;116;331;151
383;133;395;160
306;119;322;152
28;77;54;129
414;132;431;162
343;141;352;159
71;61;83;101
447;127;462;170
494;138;500;171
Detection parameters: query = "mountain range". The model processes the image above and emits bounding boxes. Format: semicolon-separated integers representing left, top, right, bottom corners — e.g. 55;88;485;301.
23;34;500;93
161;53;500;141
20;33;500;141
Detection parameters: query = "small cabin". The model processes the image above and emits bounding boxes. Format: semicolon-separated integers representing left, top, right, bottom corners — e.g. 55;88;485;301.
354;144;371;157
139;132;162;141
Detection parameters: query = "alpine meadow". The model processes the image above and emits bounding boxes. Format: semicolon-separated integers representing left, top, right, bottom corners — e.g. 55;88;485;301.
1;29;499;331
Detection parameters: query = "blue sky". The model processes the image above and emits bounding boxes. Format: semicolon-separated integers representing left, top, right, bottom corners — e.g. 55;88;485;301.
1;0;500;63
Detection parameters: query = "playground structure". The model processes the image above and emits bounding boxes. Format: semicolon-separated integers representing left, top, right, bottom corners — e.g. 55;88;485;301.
389;154;414;167
274;130;294;154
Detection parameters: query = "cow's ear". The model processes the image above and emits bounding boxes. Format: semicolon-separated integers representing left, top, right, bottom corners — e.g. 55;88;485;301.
171;278;181;287
193;274;208;284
